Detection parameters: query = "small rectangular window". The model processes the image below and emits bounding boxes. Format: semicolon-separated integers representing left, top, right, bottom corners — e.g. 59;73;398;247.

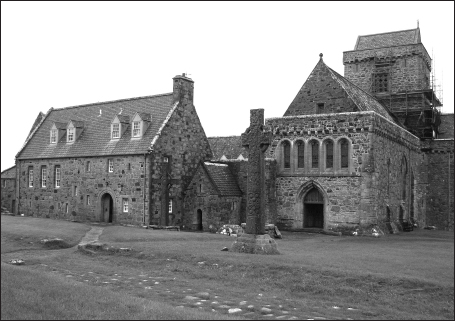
373;73;388;93
41;167;47;188
73;186;78;196
112;123;120;139
168;199;173;213
163;157;169;163
122;198;129;212
86;195;90;205
65;203;69;213
50;129;57;143
86;161;91;172
317;103;325;114
133;122;141;137
28;168;34;187
55;166;61;188
67;128;75;142
108;159;114;173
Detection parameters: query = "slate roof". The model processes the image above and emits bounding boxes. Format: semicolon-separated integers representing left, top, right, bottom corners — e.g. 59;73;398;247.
438;114;454;139
53;122;68;129
26;112;45;141
354;28;421;50
17;93;174;160
116;115;130;123
207;136;248;160
203;162;242;196
325;63;397;123
1;166;16;179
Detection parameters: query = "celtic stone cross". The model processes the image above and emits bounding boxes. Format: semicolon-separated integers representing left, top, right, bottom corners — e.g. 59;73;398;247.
241;109;272;235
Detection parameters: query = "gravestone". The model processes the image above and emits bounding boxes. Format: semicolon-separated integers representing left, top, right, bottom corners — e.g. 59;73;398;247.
231;109;279;254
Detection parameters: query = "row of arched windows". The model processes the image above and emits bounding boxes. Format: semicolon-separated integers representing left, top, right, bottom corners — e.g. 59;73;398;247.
277;138;351;173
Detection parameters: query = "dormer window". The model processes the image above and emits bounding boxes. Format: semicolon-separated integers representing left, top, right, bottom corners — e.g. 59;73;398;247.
50;129;57;143
112;123;120;139
67;128;75;143
133;121;141;137
111;114;129;140
131;112;151;139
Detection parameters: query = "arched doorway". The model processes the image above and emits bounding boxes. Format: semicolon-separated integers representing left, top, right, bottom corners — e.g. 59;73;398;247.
304;188;324;228
101;193;114;223
196;209;203;231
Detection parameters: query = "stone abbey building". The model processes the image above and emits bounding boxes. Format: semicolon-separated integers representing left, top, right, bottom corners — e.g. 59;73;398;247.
3;26;454;232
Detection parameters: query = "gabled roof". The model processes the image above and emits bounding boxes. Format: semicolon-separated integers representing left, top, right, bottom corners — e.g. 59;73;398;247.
52;121;68;129
116;115;130;123
284;58;396;123
137;112;152;122
202;162;242;196
17;93;174;159
26;112;45;141
325;65;396;123
438;114;454;139
1;165;16;179
207;136;248;160
354;28;421;50
68;120;84;128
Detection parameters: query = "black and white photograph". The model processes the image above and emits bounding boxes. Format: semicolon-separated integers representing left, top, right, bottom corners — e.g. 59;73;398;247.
1;1;453;320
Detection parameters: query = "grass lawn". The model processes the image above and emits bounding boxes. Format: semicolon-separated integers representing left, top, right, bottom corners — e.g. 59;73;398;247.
1;215;454;320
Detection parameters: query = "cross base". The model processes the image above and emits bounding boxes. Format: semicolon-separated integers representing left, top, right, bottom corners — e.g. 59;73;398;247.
230;233;280;255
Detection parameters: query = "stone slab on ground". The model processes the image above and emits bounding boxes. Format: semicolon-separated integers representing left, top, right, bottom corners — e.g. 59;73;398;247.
231;233;279;254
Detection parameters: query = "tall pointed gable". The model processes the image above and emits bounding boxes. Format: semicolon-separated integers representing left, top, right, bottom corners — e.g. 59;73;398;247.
283;56;396;123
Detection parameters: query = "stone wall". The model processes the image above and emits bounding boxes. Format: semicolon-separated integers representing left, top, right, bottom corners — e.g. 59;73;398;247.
265;112;373;230
148;98;213;226
263;111;427;232
343;43;431;93
284;60;359;117
424;139;454;230
1;178;16;212
223;159;277;226
368;113;424;231
16;155;149;224
344;54;430;94
183;165;241;231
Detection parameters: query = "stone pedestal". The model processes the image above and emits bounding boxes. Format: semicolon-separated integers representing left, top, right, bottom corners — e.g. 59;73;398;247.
231;233;279;255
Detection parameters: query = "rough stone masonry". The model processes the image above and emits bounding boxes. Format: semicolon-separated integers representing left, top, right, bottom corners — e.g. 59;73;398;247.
231;109;279;254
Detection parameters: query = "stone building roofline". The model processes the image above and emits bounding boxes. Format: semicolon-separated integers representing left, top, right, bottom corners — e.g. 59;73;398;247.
48;92;173;112
266;110;420;141
1;165;16;179
354;27;421;50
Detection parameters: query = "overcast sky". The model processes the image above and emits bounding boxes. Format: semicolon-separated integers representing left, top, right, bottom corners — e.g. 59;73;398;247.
1;1;453;171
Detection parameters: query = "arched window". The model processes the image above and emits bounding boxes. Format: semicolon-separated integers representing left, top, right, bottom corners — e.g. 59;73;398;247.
340;139;349;168
325;140;333;169
283;141;291;169
297;141;304;168
311;141;319;168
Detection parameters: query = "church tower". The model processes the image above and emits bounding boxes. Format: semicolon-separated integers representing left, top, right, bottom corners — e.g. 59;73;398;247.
342;26;442;139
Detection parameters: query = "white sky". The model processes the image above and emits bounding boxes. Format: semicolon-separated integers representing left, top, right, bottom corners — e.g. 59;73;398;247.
1;1;454;171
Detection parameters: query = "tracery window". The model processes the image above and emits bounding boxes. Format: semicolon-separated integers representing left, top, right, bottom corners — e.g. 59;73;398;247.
340;140;349;168
283;141;291;169
297;141;304;168
311;141;319;168
325;140;333;169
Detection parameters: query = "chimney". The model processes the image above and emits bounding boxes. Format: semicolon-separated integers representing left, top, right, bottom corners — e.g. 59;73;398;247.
172;73;194;105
